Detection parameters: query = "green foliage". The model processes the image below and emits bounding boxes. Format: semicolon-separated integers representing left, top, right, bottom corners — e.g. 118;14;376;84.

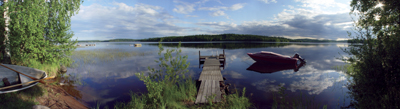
0;0;83;73
222;88;252;109
343;0;400;108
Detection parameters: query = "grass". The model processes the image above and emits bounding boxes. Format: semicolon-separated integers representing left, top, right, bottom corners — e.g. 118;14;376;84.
114;78;198;109
112;78;252;109
25;61;61;77
0;84;45;109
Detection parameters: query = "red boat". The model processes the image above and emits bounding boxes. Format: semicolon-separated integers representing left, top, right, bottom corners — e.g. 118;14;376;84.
247;51;305;64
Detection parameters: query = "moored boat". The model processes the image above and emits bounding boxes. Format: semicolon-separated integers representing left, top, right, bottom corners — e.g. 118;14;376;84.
247;51;305;64
134;44;142;47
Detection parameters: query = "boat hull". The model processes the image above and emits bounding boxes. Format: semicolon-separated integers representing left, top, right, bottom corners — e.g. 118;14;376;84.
0;64;47;94
247;53;298;64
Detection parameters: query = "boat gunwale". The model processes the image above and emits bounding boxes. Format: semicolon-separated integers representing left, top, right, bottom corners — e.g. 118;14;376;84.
0;64;47;94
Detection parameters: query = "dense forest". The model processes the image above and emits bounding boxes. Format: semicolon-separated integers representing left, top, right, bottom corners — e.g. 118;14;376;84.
77;34;346;42
145;42;292;49
77;39;138;42
139;34;341;42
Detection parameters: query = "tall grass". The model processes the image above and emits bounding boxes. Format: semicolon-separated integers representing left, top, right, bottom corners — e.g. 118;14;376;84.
24;60;60;76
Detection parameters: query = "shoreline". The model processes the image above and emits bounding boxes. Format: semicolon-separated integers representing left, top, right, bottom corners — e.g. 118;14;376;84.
35;83;89;109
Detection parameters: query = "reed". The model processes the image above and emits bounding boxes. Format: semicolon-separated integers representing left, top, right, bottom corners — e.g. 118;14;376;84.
70;49;151;65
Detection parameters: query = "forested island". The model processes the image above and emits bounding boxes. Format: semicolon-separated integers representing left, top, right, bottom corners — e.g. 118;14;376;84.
77;34;349;42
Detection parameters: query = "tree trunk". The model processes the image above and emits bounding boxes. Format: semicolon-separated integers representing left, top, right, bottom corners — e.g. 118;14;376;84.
1;0;11;64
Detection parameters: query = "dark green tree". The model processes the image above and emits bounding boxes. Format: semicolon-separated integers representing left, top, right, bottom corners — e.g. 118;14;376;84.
344;0;400;108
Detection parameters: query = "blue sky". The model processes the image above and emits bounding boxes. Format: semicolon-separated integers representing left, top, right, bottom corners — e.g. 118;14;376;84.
71;0;353;40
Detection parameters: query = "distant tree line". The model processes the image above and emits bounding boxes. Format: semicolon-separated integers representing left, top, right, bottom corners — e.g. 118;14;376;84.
77;39;138;42
107;39;137;42
146;42;292;49
76;34;349;42
139;34;340;42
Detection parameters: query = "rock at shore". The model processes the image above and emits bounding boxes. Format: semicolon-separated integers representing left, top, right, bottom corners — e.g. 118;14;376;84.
32;105;50;109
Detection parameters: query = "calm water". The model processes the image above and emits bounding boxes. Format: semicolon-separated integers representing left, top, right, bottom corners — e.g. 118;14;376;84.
66;42;351;108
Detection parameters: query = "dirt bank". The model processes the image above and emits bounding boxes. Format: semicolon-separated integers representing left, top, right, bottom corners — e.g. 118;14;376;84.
35;84;89;109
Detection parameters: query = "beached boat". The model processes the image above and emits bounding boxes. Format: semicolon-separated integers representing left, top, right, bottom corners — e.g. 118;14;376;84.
0;64;47;94
247;51;305;64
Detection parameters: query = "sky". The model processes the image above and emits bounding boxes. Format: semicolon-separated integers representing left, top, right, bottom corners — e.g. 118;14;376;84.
71;0;354;40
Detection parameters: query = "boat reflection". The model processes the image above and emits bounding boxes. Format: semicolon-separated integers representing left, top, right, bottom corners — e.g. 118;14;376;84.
246;61;305;73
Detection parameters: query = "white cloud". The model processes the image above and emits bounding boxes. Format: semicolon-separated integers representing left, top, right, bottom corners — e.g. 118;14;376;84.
198;3;245;19
72;2;196;40
229;3;245;10
294;0;350;14
185;15;199;17
259;0;277;4
198;3;245;11
287;5;294;9
210;10;226;16
105;25;114;28
173;4;196;14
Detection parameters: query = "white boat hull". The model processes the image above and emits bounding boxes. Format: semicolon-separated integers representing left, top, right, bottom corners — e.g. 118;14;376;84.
0;64;47;94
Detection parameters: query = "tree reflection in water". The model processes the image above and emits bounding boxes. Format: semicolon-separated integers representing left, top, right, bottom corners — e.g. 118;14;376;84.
54;71;83;100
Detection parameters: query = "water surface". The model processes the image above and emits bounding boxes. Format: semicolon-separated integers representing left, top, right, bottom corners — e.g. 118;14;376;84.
66;42;351;108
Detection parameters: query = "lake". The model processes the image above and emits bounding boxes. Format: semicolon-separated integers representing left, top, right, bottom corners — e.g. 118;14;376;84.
65;42;352;108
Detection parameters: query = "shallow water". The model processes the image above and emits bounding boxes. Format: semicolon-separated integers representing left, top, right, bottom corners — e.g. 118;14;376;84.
66;42;352;108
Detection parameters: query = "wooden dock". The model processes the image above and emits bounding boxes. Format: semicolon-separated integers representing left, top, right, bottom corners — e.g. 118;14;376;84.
195;50;225;104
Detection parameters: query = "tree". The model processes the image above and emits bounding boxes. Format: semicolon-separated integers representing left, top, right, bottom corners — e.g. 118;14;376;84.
0;0;10;64
344;0;400;108
0;0;82;68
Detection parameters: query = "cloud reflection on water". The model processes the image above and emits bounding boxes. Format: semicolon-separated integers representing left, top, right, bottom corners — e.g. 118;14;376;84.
68;42;352;108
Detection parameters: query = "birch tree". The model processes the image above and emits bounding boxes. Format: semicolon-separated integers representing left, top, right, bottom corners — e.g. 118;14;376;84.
0;0;82;67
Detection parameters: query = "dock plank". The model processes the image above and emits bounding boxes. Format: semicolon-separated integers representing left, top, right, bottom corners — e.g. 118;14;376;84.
211;80;216;102
195;56;224;104
204;59;220;66
195;80;222;103
202;66;220;71
199;71;223;81
205;80;211;103
195;80;206;103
